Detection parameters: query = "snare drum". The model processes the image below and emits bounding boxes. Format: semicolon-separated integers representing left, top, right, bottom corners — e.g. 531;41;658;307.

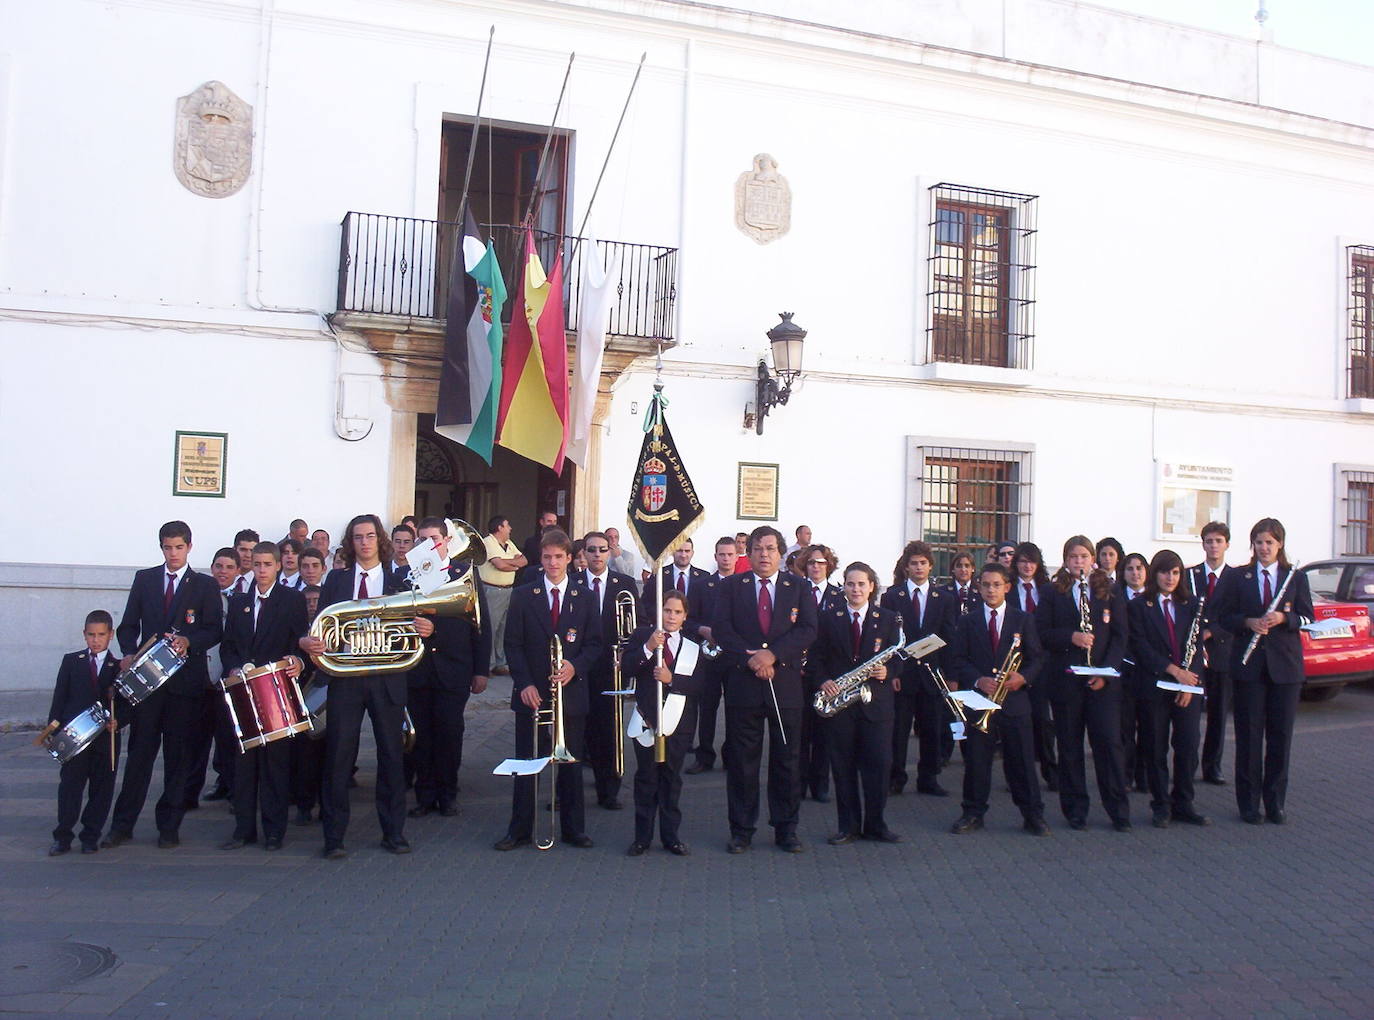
301;678;328;740
45;703;111;764
220;658;312;752
115;635;187;704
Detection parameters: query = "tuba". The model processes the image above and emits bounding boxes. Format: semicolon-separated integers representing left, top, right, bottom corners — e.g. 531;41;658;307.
307;517;484;676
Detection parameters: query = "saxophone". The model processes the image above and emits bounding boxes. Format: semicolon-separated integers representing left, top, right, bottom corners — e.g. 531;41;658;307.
974;633;1022;734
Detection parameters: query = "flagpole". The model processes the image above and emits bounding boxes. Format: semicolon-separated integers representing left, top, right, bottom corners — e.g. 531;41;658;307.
523;52;576;227
456;26;496;224
654;560;666;764
569;52;647;267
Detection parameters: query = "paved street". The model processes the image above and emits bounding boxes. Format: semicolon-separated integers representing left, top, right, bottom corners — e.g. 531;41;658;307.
2;682;1372;1017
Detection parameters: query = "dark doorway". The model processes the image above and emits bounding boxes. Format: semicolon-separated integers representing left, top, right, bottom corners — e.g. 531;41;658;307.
439;121;568;238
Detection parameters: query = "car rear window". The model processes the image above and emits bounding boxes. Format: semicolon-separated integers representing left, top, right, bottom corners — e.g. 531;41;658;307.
1305;564;1344;599
1348;565;1374;602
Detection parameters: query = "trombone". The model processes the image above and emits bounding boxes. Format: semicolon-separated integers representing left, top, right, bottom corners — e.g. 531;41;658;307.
606;590;638;778
532;635;577;851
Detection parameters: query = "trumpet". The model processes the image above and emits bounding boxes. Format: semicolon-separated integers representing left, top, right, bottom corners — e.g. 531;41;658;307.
925;662;967;732
974;633;1022;735
1077;569;1094;667
532;635;577;851
608;590;638;778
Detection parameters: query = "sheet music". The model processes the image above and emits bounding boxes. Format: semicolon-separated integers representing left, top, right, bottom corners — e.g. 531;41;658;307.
1156;680;1205;695
1069;666;1121;678
493;756;550;776
947;689;1000;711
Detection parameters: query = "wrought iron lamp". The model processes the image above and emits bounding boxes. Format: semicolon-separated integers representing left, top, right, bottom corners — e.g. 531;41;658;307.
753;312;806;435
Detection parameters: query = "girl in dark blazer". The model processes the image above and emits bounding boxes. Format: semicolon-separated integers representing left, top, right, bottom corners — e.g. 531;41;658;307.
1127;550;1209;829
798;543;841;803
1038;535;1131;831
814;562;904;845
1118;551;1151;792
622;590;701;856
1011;542;1057;790
1208;518;1314;824
944;551;981;616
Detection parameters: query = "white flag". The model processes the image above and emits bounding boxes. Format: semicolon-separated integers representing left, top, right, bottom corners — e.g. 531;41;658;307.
566;237;620;468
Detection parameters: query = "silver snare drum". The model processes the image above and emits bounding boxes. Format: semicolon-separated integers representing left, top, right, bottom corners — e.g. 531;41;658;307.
115;635;187;704
45;703;111;764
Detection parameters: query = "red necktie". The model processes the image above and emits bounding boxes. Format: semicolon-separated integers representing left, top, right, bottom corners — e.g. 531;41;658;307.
663;638;675;672
988;608;999;651
1163;601;1178;663
675;571;685;594
1024;583;1036;613
1207;572;1217;599
592;575;602;608
89;653;100;697
851;611;862;658
164;573;176;613
757;579;773;634
358;572;369;599
912;587;922;628
236;576;247;595
1263;570;1272;605
550;586;561;628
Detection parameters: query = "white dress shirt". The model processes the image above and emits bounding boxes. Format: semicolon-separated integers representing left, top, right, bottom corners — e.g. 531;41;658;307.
355;563;385;599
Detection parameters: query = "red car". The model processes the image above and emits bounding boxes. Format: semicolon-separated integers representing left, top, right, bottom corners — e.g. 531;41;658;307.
1297;559;1374;700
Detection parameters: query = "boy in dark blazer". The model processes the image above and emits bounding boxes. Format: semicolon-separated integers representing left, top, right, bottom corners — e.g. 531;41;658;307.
580;531;640;810
104;521;222;849
1191;521;1234;785
220;542;309;851
46;611;124;855
494;529;603;850
711;525;818;854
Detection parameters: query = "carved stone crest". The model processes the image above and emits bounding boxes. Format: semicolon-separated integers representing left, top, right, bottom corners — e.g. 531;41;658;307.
173;81;253;198
734;153;791;244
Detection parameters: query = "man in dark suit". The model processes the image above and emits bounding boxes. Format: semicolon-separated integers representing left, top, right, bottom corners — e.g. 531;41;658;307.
220;542;309;851
407;517;491;818
685;537;737;774
299;514;415;859
495;529;603;850
46;610;124;855
880;540;957;797
516;510;559;585
1192;521;1234;785
639;538;712;628
712;525;818;854
580;531;640;810
946;564;1048;835
104;521;222;849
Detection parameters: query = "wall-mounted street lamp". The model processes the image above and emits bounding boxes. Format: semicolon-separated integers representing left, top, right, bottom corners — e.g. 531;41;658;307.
753;311;807;435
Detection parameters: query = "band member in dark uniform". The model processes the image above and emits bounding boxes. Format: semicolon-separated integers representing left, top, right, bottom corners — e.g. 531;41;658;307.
947;563;1048;835
184;547;241;809
1192;521;1234;785
1209;518;1313;825
1118;551;1151;792
1011;541;1057;791
814;562;903;845
623;590;700;856
220;542;308;851
712;525;818;854
1128;550;1210;828
685;537;737;775
945;551;981;615
1039;535;1131;832
104;521;222;849
495;529;603;850
46;611;124;855
299;514;416;859
881;540;956;797
406;518;490;819
798;543;841;803
582;531;641;811
291;555;329;825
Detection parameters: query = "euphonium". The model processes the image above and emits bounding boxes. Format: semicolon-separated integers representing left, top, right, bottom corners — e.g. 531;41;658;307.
974;633;1022;735
533;635;577;851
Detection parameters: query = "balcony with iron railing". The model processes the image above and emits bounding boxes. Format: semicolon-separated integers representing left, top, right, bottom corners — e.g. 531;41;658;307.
333;211;678;342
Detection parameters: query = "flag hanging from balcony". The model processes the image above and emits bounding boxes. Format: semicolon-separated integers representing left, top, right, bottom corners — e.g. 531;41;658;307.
496;228;569;472
435;208;507;464
625;389;705;566
566;236;620;469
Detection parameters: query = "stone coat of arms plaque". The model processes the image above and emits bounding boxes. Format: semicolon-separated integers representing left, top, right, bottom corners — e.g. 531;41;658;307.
734;153;791;244
173;81;253;198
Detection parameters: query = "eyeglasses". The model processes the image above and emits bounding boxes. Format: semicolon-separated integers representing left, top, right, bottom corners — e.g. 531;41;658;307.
807;559;828;566
584;546;609;554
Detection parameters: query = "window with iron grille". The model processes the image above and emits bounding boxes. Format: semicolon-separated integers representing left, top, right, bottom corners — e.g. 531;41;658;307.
1349;246;1374;399
907;440;1034;578
1337;466;1374;555
926;184;1037;370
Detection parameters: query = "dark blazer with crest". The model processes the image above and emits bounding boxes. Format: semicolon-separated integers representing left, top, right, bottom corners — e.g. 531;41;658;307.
1189;562;1235;675
49;650;123;727
579;569;640;677
1127;594;1203;682
812;602;903;721
407;565;492;691
504;573;603;716
639;564;714;632
622;623;703;727
1210;563;1313;685
1037;579;1129;697
879;581;957;688
945;603;1044;717
317;565;409;704
710;570;818;711
116;566;222;697
222;583;309;676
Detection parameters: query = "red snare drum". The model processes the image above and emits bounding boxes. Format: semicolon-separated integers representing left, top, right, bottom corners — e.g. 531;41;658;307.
220;658;312;752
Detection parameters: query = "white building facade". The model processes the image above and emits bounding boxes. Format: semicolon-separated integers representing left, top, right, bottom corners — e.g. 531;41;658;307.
2;0;1373;689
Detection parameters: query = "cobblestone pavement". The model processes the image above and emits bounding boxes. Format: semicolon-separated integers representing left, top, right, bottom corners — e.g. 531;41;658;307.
3;682;1372;1017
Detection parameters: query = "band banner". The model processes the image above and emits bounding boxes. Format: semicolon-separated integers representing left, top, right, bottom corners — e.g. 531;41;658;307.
624;391;705;566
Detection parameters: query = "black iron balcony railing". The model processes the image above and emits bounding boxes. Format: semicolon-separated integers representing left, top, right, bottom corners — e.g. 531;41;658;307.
335;211;678;341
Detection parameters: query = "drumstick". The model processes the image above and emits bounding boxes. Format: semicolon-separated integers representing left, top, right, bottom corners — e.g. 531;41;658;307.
34;721;59;747
109;690;116;771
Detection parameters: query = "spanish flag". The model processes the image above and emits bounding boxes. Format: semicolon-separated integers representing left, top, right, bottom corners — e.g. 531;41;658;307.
495;229;569;472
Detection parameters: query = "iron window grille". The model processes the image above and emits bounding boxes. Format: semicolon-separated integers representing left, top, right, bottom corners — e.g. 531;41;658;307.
1339;468;1374;555
926;183;1037;370
908;441;1034;579
1349;245;1374;399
